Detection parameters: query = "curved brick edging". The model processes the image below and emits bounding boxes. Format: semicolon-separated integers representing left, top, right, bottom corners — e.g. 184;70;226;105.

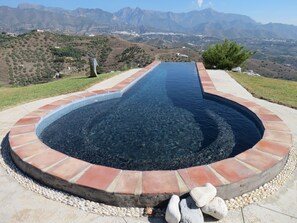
7;62;293;207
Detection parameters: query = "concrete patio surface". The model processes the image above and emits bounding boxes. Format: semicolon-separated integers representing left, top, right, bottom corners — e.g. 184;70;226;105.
0;69;296;223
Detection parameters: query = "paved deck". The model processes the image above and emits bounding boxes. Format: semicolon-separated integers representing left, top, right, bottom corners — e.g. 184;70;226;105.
0;69;296;222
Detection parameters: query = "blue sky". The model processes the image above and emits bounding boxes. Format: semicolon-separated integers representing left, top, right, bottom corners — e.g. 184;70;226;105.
1;0;297;25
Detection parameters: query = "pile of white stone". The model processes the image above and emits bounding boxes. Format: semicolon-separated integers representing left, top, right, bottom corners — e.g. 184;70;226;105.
165;183;228;223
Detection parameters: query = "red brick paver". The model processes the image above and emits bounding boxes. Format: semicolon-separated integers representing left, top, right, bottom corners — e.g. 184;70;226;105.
13;141;48;159
211;158;256;183
236;149;279;171
47;157;90;181
76;165;120;190
10;125;36;136
178;166;222;189
142;171;179;194
113;171;142;194
254;139;291;157
26;149;67;170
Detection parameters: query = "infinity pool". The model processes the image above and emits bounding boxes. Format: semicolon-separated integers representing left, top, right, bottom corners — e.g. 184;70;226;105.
40;62;262;170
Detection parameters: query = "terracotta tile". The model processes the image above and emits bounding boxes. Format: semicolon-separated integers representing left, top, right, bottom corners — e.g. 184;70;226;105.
202;82;215;87
39;104;61;111
142;171;179;194
199;74;209;79
211;158;256;183
204;90;219;95
78;92;97;97
92;89;107;94
115;83;129;88
198;72;206;75
254;139;291;157
133;72;145;78
64;95;83;101
9;133;38;147
200;74;208;78
236;149;279;171
132;75;141;80
238;101;258;108
50;100;71;106
148;62;158;67
47;157;90;181
217;93;235;99
197;63;206;70
13;141;48;159
107;87;122;92
10;125;35;136
199;67;208;71
226;96;248;103
15;117;41;126
27;149;67;170
178;166;222;189
200;77;212;82
126;77;136;82
25;110;50;117
249;106;274;115
230;98;250;105
263;121;290;132
203;86;215;90
131;75;142;79
132;72;142;77
199;75;208;79
258;114;282;122
204;87;216;91
120;80;133;85
199;74;208;78
113;171;141;194
202;82;213;87
76;165;120;190
263;130;292;145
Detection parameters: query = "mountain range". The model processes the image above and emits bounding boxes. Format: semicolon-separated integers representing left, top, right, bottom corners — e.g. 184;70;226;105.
1;4;297;40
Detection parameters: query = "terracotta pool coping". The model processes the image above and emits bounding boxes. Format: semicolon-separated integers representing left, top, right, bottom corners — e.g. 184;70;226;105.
8;62;293;207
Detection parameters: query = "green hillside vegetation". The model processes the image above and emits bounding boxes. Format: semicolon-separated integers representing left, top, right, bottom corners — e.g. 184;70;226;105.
0;71;120;111
244;59;297;81
0;31;154;86
116;46;153;67
0;31;202;87
229;72;297;109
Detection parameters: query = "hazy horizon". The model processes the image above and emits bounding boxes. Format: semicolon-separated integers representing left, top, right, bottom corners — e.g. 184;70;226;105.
1;0;297;26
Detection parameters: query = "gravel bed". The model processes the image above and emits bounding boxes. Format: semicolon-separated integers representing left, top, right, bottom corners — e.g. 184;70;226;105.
0;135;296;217
226;147;297;210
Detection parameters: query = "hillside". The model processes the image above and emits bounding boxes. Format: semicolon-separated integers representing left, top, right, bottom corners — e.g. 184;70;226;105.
245;59;297;81
0;31;201;86
1;5;297;40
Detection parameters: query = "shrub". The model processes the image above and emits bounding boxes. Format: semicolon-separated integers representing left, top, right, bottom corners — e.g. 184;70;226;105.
202;39;254;70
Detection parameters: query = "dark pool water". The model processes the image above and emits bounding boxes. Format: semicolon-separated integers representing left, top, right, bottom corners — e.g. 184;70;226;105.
40;62;262;170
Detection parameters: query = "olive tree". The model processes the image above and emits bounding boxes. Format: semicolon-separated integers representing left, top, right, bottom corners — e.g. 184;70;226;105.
202;39;254;70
